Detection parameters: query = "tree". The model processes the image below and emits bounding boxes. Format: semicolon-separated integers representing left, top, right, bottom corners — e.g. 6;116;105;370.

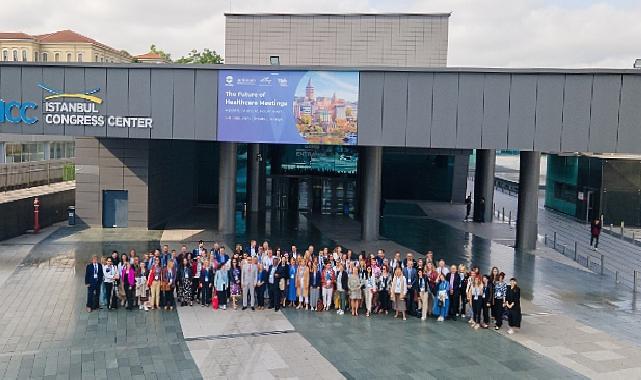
176;48;224;64
148;44;171;62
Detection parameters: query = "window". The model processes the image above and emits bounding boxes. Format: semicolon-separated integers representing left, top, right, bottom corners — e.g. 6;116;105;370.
77;53;83;62
2;50;7;61
12;50;18;61
100;57;104;62
54;52;60;62
95;54;98;62
49;142;75;160
42;52;48;62
66;53;72;62
5;143;46;163
34;52;39;62
21;50;27;62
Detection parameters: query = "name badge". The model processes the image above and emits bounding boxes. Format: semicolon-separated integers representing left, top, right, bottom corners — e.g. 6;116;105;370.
205;276;209;282
155;275;159;281
94;273;98;279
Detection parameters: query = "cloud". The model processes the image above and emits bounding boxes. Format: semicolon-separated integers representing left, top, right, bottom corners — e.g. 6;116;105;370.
1;0;639;68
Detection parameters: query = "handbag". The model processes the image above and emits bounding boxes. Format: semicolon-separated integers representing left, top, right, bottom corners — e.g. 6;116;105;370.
279;279;285;291
212;294;219;310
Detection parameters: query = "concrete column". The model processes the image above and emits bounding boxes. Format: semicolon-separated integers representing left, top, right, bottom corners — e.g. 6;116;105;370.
246;143;265;213
473;149;496;222
0;142;5;163
218;142;237;234
361;146;382;241
516;151;541;251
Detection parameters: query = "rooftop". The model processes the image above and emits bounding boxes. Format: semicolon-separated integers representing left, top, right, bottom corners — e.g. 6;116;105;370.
225;12;451;17
0;30;130;57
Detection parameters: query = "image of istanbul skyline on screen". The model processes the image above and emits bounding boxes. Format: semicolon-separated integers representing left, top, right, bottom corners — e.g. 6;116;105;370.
218;70;359;145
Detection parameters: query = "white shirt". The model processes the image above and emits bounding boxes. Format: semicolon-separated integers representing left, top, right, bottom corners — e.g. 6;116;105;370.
103;265;115;283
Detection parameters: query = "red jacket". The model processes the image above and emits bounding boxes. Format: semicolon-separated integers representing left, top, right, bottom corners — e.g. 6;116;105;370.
147;267;162;286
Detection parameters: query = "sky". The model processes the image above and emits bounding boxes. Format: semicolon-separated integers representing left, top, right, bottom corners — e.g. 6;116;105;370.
2;0;641;68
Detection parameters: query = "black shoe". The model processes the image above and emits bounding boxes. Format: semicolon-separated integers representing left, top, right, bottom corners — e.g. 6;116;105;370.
251;307;255;311
242;307;247;310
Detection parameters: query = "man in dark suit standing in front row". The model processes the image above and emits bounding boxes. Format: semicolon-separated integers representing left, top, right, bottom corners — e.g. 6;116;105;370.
85;255;103;312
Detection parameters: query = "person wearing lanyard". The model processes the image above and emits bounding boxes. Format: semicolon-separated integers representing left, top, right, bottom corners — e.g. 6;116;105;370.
180;257;193;307
255;262;267;310
199;259;214;307
163;260;177;310
321;263;335;311
214;262;230;310
147;262;162;310
122;261;136;311
85;255;104;312
391;266;407;320
418;268;429;321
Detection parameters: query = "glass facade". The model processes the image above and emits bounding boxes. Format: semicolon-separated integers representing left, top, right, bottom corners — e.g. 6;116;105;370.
545;155;578;217
601;160;641;226
49;142;75;160
5;142;46;163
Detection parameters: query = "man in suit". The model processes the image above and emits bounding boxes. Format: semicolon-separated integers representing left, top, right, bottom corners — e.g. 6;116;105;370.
85;255;104;312
268;257;287;311
241;257;258;310
403;259;418;316
445;265;461;320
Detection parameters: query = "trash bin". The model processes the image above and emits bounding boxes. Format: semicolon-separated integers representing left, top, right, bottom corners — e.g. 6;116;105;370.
67;206;76;226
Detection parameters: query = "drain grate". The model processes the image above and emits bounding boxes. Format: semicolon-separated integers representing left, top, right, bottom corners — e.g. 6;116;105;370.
184;329;295;342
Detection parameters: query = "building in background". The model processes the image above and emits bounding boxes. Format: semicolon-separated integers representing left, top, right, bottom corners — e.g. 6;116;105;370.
133;51;171;64
546;153;641;227
225;13;449;67
0;30;132;63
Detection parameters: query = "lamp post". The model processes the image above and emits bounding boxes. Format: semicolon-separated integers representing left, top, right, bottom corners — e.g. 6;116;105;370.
634;59;641;69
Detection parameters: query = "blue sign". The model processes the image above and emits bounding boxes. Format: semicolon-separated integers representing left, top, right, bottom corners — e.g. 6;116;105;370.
0;100;38;124
218;70;359;145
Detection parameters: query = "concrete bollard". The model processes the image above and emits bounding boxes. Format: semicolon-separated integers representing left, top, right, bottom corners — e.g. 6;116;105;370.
502;207;505;222
508;211;512;225
553;232;557;249
600;255;604;275
621;221;625;237
574;241;578;261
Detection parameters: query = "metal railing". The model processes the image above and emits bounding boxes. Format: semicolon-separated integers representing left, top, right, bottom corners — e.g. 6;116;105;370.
543;232;605;275
0;159;74;192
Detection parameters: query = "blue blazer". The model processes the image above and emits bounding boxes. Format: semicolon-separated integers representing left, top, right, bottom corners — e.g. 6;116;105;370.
85;263;103;285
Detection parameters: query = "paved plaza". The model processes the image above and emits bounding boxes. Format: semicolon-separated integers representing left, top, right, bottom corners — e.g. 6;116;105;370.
0;199;639;379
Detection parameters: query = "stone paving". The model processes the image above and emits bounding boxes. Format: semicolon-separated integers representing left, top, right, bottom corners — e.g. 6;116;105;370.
0;226;200;380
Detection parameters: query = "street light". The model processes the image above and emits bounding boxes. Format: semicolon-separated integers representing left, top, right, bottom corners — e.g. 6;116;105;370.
634;59;641;69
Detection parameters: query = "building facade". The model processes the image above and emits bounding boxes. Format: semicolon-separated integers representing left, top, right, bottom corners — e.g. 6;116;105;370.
0;30;132;63
224;13;449;67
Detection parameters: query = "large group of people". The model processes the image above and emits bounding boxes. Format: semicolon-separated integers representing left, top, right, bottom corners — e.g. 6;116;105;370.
84;240;522;334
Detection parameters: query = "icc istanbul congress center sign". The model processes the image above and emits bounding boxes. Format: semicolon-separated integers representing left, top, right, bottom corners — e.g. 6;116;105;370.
0;84;153;129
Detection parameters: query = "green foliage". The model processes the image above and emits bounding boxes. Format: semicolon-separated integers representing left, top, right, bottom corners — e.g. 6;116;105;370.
176;48;224;64
148;44;172;61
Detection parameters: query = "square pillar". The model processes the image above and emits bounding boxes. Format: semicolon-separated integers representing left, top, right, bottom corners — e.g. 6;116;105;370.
361;146;382;241
473;149;496;222
516;151;541;251
218;142;237;234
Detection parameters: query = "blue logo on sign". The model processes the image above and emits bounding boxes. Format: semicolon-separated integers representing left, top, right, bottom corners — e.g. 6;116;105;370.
0;100;38;124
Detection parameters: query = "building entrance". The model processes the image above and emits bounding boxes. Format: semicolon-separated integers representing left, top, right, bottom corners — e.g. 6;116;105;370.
268;176;357;216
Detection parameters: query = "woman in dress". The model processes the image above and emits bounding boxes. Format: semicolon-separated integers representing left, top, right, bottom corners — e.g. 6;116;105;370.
391;265;407;320
135;260;149;311
287;256;298;307
180;257;193;307
505;278;521;334
363;265;376;317
433;273;450;321
348;266;362;316
295;258;310;309
228;258;241;310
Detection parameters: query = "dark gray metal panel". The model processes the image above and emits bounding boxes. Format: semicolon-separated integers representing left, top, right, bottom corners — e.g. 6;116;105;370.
172;69;195;140
534;75;564;152
150;69;174;139
431;73;458;148
0;66;22;134
405;73;432;148
381;72;408;147
194;69;217;141
561;75;592;152
84;68;107;137
588;74;621;153
41;67;65;135
357;71;384;146
616;75;641;153
20;66;43;135
456;73;484;149
128;69;152;139
106;69;129;138
63;67;85;136
481;74;510;149
507;74;537;150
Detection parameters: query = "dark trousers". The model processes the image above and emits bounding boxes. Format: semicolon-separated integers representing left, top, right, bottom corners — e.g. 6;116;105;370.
110;281;119;309
160;288;166;307
86;283;100;309
269;283;281;310
256;284;265;307
508;307;522;328
482;303;490;324
192;278;200;302
216;289;227;306
591;235;599;248
201;284;212;305
379;290;390;311
472;298;483;324
164;289;175;308
125;285;135;310
449;290;460;317
104;282;114;309
405;289;416;315
460;292;468;315
492;300;504;327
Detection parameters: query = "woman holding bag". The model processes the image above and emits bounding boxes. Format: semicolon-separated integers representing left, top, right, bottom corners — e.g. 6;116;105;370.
214;263;230;310
432;273;450;321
